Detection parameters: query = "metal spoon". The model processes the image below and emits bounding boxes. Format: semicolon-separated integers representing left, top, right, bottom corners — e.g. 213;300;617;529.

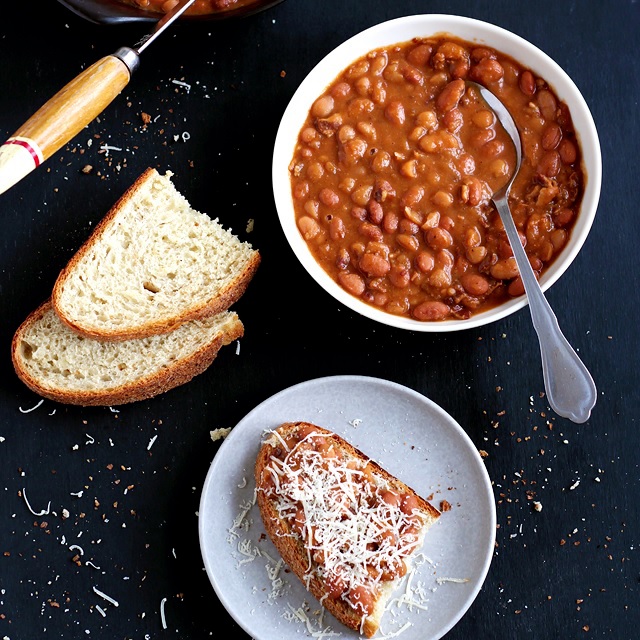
467;80;596;423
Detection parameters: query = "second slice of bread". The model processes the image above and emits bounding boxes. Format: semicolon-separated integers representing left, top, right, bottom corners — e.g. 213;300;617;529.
52;168;260;341
12;301;243;406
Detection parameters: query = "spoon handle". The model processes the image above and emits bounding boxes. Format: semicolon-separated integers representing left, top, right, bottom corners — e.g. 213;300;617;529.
493;196;597;423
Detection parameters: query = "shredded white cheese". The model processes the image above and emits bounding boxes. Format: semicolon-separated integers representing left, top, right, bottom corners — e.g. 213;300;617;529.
93;587;119;607
21;487;51;516
19;399;44;413
160;597;168;630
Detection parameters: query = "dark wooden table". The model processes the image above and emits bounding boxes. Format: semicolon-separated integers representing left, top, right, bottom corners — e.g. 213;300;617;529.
0;1;638;638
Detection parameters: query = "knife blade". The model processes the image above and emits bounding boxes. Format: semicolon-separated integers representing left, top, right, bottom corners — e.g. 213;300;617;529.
0;0;196;197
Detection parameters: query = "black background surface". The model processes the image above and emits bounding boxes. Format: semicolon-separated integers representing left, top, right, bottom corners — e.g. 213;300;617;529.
0;1;638;639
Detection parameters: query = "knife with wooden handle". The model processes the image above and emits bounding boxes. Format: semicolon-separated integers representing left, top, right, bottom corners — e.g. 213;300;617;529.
0;0;196;196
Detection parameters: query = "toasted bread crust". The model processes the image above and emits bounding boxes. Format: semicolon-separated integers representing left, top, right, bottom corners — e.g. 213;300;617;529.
51;167;261;342
255;421;440;637
11;300;244;406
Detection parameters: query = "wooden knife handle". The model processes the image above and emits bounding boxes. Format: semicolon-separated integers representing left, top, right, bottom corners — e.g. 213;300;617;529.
14;54;132;159
0;49;138;196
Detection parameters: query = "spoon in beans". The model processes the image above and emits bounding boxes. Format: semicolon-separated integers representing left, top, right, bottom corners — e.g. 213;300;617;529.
466;80;597;424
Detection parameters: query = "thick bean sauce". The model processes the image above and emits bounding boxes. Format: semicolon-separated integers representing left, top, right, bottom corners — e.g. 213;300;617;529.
289;36;584;321
120;0;256;15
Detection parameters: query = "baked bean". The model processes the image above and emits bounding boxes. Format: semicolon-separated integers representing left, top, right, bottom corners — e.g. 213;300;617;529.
398;219;419;235
371;150;392;173
553;207;575;227
293;181;309;200
469;57;504;83
297;216;322;240
383;103;405;129
537;89;557;120
443;108;464;132
360;222;383;241
412;300;451;321
319;188;339;206
359;252;390;277
383;212;399;233
541;123;562;150
407;43;432;67
329;216;345;240
519;69;536;96
290;35;584;322
508;277;525;296
416;110;438;130
461;272;490;296
426;227;453;249
490;257;519;280
472;109;495;128
466;245;487;264
537;150;561;177
349;585;374;615
367;199;384;224
416;251;435;273
312;95;334;117
559;138;578;164
436;78;466;112
338;271;366;295
396;234;419;252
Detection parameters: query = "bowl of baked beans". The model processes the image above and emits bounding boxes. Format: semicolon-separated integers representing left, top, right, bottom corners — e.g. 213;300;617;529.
272;14;601;331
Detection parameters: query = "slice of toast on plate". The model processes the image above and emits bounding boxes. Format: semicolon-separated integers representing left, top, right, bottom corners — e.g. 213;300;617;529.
255;421;440;637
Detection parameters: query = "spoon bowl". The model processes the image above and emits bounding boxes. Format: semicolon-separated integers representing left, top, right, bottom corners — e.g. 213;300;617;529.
467;80;597;424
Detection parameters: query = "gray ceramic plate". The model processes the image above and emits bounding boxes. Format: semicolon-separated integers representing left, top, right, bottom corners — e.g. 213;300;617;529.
198;375;495;640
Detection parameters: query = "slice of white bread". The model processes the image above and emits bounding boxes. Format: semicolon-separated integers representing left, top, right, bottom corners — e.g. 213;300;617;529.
52;167;260;341
11;301;243;406
255;421;440;638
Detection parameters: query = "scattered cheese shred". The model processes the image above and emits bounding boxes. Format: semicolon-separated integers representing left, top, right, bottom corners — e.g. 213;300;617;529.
21;487;51;516
93;587;119;607
435;576;470;585
19;399;44;413
160;597;168;630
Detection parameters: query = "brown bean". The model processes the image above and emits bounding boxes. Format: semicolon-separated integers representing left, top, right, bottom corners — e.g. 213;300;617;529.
425;226;454;249
388;265;410;288
412;300;451;321
293;181;309;200
415;251;435;273
541;123;562;150
319;188;340;206
470;58;504;84
329;216;345;240
383;212;399;233
553;207;575;227
338;272;365;296
490;257;519;280
385;100;406;125
461;272;490;296
443;108;463;132
537;89;557;121
519;70;536;96
367;199;384;224
396;234;419;252
330;82;351;99
311;95;334;117
508;277;525;296
407;43;432;67
359;222;383;241
537;150;561;177
559;138;578;164
436;78;466;113
297;216;321;240
359;252;391;277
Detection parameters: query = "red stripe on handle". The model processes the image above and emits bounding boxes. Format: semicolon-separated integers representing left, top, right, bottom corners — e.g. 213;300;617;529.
4;137;42;167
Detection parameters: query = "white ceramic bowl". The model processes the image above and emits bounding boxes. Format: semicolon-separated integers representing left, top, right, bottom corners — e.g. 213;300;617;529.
272;14;602;332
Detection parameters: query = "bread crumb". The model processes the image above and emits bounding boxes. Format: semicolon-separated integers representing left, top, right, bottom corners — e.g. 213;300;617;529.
533;501;543;512
440;499;452;512
210;428;232;442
